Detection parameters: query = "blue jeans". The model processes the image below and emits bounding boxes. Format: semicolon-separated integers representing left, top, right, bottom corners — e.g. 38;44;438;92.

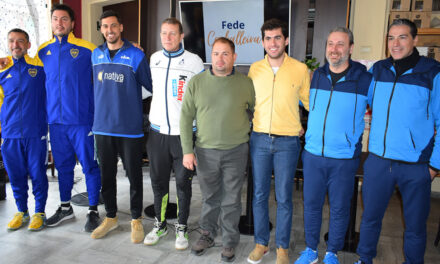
250;131;301;249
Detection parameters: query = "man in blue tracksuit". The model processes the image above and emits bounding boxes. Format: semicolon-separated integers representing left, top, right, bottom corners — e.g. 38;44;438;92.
36;4;101;231
294;28;371;264
90;10;152;243
0;28;48;231
355;19;440;264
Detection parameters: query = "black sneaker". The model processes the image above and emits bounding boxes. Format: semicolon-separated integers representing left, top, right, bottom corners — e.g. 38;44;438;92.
221;247;235;262
46;206;75;227
84;211;100;232
191;230;215;256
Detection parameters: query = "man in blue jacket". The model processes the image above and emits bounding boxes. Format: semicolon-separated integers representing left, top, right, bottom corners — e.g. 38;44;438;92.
293;27;371;264
355;19;440;264
0;28;48;231
36;4;101;231
90;10;152;244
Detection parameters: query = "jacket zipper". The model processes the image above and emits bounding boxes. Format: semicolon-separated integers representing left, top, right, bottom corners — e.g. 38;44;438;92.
268;73;275;136
165;56;172;135
19;62;23;137
382;78;397;157
321;84;334;156
58;39;62;123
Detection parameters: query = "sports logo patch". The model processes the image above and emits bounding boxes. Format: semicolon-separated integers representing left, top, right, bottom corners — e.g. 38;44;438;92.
6;74;12;79
46;50;51;55
70;48;79;58
98;71;103;82
28;68;37;77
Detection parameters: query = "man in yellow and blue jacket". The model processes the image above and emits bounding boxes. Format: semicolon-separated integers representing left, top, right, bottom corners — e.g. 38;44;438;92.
36;4;101;232
0;28;48;231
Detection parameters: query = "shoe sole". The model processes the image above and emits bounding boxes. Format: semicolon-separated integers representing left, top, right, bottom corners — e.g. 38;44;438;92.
247;250;269;264
221;255;236;263
28;225;45;231
175;244;189;250
144;230;168;245
46;214;75;227
191;243;215;256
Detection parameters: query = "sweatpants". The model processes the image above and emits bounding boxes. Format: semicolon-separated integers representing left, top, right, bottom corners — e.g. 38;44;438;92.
147;129;192;225
49;124;101;206
302;150;359;253
195;143;248;248
2;137;48;213
95;134;144;219
357;154;431;264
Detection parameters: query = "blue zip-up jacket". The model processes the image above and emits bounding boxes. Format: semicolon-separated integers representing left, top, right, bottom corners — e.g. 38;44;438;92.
368;56;440;170
0;55;47;138
91;40;152;138
305;60;371;159
37;32;96;126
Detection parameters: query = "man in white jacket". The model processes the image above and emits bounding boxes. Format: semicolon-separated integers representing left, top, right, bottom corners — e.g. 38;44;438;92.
144;17;204;250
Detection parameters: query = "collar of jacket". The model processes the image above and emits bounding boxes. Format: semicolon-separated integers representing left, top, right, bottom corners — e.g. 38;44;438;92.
99;38;132;52
263;52;289;67
162;44;184;58
12;54;29;64
317;59;366;82
54;32;76;44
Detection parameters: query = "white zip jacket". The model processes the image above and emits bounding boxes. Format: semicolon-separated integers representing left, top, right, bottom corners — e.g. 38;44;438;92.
149;46;204;135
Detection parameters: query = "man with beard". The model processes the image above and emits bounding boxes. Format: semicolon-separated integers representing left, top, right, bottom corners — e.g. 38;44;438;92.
293;28;371;264
246;18;310;264
90;10;152;243
354;19;440;264
35;4;101;232
1;28;48;231
180;37;254;262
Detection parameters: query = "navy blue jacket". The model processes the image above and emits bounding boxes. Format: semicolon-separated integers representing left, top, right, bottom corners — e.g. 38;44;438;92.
368;56;440;170
305;60;371;159
91;40;152;137
0;55;47;138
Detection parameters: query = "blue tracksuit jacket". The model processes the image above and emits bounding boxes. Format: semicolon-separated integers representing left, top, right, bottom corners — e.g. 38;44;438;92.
305;60;372;159
37;32;96;126
368;56;440;170
0;55;47;138
91;40;152;138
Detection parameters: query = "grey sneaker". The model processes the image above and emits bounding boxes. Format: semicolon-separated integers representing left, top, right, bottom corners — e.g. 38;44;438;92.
221;247;236;262
191;230;215;256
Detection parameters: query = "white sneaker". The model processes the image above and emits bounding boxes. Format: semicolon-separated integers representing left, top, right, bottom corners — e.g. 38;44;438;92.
175;223;189;250
144;219;168;245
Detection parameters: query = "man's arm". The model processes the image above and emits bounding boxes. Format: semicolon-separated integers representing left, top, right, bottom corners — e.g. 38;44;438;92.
180;79;197;170
298;65;311;111
0;58;11;70
136;56;153;92
429;72;440;180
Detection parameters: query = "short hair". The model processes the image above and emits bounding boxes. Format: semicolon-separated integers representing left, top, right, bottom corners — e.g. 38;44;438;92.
162;17;183;34
51;4;75;22
8;28;29;42
261;18;288;39
212;37;235;53
100;10;122;24
328;27;354;45
388;18;417;38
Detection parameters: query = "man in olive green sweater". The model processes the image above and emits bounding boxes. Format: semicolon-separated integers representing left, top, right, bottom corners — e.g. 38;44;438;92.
180;37;255;262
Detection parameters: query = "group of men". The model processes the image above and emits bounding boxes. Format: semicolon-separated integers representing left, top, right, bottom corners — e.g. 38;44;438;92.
0;3;438;264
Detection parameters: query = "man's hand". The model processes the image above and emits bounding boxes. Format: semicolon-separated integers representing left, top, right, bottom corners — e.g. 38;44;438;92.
429;168;438;181
0;57;10;69
183;153;197;171
299;128;305;137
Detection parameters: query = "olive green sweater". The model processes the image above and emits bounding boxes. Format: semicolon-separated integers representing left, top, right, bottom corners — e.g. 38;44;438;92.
180;69;255;154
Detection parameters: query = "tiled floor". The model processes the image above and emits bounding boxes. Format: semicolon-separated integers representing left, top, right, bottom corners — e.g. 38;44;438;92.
0;163;439;264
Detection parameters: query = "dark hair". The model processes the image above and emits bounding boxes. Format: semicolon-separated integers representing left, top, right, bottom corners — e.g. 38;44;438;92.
162;17;183;34
100;10;122;24
51;4;75;21
388;18;417;38
8;28;29;41
329;27;354;45
212;37;235;53
261;18;288;39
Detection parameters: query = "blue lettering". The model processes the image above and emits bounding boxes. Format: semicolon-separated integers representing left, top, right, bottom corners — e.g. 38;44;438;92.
221;20;245;29
172;79;177;97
